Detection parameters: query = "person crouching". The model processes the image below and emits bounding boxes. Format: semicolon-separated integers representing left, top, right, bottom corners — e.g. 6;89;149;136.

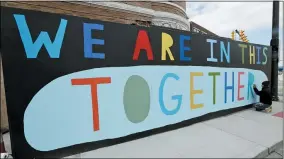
253;81;272;112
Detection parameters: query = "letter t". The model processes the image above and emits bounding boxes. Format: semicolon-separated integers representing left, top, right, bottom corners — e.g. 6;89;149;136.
71;77;111;131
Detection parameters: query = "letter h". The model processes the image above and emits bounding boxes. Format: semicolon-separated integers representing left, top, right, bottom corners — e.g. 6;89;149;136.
225;72;234;103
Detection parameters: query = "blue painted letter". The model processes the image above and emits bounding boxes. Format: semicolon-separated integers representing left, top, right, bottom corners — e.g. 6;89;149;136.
179;35;191;61
247;72;255;99
220;41;230;63
225;72;234;103
14;14;67;58
256;46;261;64
206;39;218;62
83;23;105;59
159;73;182;115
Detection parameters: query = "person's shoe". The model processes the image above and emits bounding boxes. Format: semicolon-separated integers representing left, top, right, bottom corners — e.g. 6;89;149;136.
265;106;272;113
256;108;263;111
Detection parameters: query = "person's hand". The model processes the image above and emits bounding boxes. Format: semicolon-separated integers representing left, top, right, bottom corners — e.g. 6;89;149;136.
253;84;256;88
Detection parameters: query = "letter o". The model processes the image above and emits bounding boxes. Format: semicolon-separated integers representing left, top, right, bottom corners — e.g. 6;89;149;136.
123;75;150;123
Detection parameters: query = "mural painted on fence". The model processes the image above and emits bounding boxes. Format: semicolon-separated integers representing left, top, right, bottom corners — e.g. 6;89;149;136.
0;7;271;158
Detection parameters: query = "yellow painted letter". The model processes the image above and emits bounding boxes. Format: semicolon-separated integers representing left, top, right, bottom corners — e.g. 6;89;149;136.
238;44;247;64
162;32;175;61
249;45;255;64
190;72;204;109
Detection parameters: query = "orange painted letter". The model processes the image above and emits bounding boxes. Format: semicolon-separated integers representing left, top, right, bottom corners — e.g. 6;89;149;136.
71;77;111;131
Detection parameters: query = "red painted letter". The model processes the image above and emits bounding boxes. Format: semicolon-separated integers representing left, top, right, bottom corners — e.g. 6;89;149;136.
133;30;154;60
238;72;244;101
71;77;111;131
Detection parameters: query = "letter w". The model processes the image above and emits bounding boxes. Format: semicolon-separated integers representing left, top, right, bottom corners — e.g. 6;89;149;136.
14;14;68;58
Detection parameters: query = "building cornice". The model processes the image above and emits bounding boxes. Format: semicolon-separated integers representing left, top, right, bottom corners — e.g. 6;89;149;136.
69;1;154;17
157;1;188;19
68;1;190;30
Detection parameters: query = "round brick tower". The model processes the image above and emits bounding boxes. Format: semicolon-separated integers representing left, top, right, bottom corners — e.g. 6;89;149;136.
1;1;189;30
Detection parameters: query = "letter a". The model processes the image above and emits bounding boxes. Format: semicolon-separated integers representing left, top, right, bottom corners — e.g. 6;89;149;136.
132;30;154;60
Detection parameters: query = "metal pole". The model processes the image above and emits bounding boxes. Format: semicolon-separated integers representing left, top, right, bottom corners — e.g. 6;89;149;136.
270;1;280;101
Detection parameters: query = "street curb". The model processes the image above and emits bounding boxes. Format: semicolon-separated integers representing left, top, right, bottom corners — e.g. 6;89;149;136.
269;140;283;154
254;140;283;158
254;149;269;158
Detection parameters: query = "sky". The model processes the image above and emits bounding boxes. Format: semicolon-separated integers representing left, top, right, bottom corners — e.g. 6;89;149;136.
186;2;283;66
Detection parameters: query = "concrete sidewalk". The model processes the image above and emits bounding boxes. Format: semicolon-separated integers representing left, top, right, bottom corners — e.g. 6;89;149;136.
266;142;283;158
3;101;283;158
278;75;283;96
67;101;284;158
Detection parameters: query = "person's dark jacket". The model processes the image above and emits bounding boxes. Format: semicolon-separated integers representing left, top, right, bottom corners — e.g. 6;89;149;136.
253;86;272;105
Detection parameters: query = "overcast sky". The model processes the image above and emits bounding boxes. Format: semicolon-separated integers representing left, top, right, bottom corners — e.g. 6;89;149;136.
186;2;283;66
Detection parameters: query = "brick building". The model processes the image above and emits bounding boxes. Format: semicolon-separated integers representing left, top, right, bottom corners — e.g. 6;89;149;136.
190;21;219;37
0;1;189;132
1;1;189;30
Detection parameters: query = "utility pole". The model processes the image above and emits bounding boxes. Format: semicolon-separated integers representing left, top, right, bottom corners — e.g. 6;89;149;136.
270;1;280;101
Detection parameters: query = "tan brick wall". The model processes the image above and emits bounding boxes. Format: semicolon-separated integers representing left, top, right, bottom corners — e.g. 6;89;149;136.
1;1;187;23
1;59;9;133
1;1;153;25
171;1;186;10
122;1;187;18
151;2;187;18
122;1;152;9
